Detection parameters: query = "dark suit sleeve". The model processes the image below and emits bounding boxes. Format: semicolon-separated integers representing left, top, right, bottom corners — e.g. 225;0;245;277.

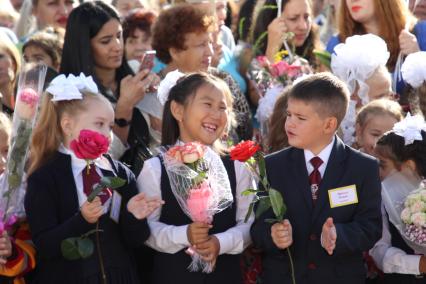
117;162;150;248
25;171;95;260
333;159;382;255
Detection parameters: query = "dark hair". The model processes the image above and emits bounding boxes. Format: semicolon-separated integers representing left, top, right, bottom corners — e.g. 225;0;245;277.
123;9;157;43
266;86;290;153
405;83;426;118
60;1;133;99
152;4;215;64
375;130;426;177
161;72;233;146
288;72;350;126
250;0;321;64
23;27;64;69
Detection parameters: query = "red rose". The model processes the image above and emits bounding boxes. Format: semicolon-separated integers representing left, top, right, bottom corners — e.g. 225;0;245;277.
230;141;260;162
70;129;109;160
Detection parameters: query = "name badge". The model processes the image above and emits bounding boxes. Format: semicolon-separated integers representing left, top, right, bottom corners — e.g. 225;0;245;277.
328;185;358;208
110;190;122;223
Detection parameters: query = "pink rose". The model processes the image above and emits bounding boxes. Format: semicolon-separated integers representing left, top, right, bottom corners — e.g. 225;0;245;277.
16;88;40;120
256;56;270;68
286;65;302;78
187;181;212;222
180;142;206;164
70;129;109;160
167;146;183;162
270;61;289;77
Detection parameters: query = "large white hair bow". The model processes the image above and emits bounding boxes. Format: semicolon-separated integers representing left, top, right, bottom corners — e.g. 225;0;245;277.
401;51;426;89
393;113;426;145
157;70;185;105
46;73;99;102
331;34;390;105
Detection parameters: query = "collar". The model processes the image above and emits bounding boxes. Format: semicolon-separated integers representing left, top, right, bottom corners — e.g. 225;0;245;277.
304;136;335;165
58;144;113;177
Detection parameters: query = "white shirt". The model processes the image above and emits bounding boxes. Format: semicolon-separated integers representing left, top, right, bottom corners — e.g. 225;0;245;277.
370;203;421;275
304;136;335;177
58;144;114;212
137;156;255;255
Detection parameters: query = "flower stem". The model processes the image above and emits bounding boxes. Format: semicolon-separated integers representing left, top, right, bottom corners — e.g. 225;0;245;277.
95;221;107;284
287;247;296;284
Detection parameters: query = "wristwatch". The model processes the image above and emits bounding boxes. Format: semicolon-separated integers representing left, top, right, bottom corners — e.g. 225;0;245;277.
114;118;132;127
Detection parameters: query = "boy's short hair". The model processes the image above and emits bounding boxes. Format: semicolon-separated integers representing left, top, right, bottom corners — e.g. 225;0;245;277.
289;72;350;126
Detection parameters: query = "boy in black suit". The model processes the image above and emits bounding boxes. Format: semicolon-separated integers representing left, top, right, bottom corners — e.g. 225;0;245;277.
251;73;382;284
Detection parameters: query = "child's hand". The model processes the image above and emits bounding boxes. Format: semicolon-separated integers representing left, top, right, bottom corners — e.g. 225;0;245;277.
196;235;220;263
0;232;12;264
187;222;212;245
81;197;103;224
127;192;164;220
321;217;337;255
271;219;293;249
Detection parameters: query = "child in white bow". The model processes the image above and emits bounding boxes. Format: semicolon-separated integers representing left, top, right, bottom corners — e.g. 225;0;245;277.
402;51;426;118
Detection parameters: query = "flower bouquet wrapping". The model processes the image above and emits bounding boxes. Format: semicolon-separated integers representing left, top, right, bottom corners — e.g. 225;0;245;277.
161;142;233;273
382;170;426;254
0;63;47;224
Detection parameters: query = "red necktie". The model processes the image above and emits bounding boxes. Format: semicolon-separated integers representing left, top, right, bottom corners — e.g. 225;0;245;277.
82;165;112;205
309;157;323;203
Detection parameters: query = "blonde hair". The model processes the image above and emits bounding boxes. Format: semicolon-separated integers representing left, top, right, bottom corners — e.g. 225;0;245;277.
0;35;21;87
0;112;12;139
29;92;110;174
356;98;403;128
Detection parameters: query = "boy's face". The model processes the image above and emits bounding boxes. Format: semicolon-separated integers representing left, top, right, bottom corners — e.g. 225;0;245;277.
285;98;335;154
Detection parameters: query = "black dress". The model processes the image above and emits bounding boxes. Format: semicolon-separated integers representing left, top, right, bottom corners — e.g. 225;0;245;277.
150;155;242;284
25;152;150;284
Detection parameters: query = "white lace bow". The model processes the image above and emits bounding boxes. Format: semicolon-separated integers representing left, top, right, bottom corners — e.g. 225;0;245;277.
46;73;99;101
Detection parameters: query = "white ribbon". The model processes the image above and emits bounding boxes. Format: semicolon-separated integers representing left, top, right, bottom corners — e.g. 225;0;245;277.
401;52;426;89
331;34;390;106
157;70;185;105
46;73;99;102
393;113;426;145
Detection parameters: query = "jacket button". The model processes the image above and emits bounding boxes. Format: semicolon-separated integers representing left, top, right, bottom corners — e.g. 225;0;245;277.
309;234;317;240
308;263;317;270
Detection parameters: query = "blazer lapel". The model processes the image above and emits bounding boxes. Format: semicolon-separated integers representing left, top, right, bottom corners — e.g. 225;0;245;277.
290;148;313;212
312;137;347;223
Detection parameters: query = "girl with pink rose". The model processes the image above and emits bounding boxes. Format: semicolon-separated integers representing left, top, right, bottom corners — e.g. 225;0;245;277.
25;74;163;284
137;72;255;284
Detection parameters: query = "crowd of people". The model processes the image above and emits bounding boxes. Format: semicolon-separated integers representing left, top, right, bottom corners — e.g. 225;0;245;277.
0;0;425;283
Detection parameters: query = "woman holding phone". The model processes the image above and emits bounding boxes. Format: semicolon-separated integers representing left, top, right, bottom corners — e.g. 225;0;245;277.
60;1;160;175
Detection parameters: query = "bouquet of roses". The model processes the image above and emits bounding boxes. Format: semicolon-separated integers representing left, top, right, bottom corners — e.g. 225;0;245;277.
0;63;47;223
382;170;426;254
161;142;233;273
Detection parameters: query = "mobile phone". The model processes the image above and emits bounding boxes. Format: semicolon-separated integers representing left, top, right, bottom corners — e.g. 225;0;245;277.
139;50;156;71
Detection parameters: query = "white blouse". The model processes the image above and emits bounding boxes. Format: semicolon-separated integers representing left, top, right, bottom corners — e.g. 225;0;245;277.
370;203;421;275
137;156;255;255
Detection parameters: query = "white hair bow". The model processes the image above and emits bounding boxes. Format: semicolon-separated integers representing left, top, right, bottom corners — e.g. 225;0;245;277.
157;70;185;105
46;73;99;102
401;51;426;89
331;34;390;105
393;113;426;145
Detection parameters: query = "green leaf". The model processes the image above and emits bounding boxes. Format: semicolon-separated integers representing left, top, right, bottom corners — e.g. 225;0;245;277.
241;189;258;196
269;188;285;221
313;50;331;69
255;197;271;219
257;154;266;181
100;176;126;189
61;238;81;260
244;202;254;223
77;238;94;259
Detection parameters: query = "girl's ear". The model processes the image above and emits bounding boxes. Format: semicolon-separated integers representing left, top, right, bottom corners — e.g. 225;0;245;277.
401;159;419;177
170;100;184;123
60;114;74;138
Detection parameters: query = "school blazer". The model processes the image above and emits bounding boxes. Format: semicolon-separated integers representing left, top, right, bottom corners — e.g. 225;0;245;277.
251;137;382;284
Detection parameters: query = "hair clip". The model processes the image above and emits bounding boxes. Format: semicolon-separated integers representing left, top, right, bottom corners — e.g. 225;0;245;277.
157;70;185;105
46;73;99;102
393;113;426;145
